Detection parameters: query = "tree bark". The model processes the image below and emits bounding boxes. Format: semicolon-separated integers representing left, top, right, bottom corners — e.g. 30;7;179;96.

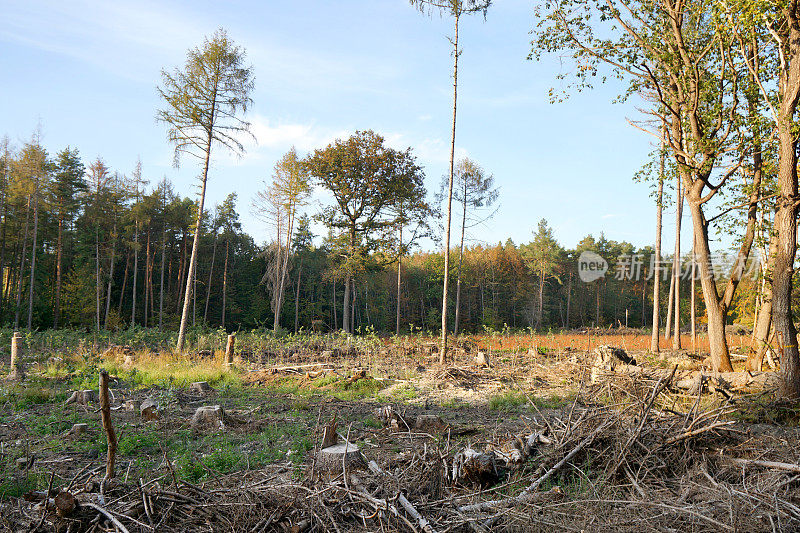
672;171;683;350
204;229;218;323
103;221;117;329
440;11;460;364
159;220;166;331
221;238;229;329
454;178;468;336
177;123;213;352
396;226;403;336
131;222;138;327
14;197;30;329
294;256;303;334
26;188;39;330
53;214;64;328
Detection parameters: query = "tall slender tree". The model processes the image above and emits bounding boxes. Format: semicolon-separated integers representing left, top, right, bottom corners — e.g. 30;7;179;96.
157;28;254;352
410;0;491;362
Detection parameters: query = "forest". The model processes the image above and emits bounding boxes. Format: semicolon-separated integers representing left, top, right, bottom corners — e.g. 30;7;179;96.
4;1;800;532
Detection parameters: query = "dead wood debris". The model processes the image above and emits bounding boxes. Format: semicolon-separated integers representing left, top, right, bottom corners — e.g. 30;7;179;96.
9;374;800;533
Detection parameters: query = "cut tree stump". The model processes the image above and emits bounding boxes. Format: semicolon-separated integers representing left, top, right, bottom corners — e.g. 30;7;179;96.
190;381;212;393
414;414;447;432
452;448;498;487
475;351;491;367
65;390;96;405
190;405;228;431
65;423;88;437
315;442;365;473
591;346;636;383
54;491;76;518
140;398;160;421
225;334;236;367
7;331;24;381
123;399;141;412
321;416;338;448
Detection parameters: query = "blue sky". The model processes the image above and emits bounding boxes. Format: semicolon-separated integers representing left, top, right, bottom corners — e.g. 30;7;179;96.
0;0;682;252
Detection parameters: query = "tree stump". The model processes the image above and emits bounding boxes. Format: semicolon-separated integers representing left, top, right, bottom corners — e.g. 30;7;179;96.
591;345;636;383
225;334;236;367
452;448;498;487
54;491;77;518
7;331;24;381
475;351;490;367
140;398;160;421
414;414;447;432
124;399;141;412
65;390;96;405
190;381;212;393
190;405;228;431
65;423;88;437
315;442;365;473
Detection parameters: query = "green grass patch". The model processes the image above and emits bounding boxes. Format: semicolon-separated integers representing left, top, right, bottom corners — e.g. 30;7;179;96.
488;391;528;411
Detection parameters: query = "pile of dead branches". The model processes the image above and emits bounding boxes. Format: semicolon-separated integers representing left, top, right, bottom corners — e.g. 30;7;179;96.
6;373;800;532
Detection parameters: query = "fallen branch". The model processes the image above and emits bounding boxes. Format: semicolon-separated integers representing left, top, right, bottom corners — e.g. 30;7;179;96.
366;460;437;533
459;423;607;513
84;503;131;533
728;457;800;474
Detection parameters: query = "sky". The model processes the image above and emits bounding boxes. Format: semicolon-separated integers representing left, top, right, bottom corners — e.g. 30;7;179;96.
0;0;689;252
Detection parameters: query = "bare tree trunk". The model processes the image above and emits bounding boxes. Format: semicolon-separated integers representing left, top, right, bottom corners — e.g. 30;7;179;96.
118;252;130;315
14;197;30;329
454;180;468;336
537;268;545;329
686;201;733;371
773;117;800;397
343;274;352;333
332;280;337;330
131;222;138;327
103;222;117;329
664;272;675;340
396;226;403;336
565;275;571;330
177;128;213;352
294;256;302;334
221;238;229;330
750;234;775;371
651;133;665;351
440;11;460;364
26;189;39;330
54;215;64;328
144;231;151;328
673;172;683;350
691;236;696;354
159;223;166;331
95;228;101;332
204;230;218;323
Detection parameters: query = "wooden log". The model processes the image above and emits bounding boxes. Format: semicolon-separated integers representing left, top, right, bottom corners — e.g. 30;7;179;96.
99;370;117;481
225;333;235;367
